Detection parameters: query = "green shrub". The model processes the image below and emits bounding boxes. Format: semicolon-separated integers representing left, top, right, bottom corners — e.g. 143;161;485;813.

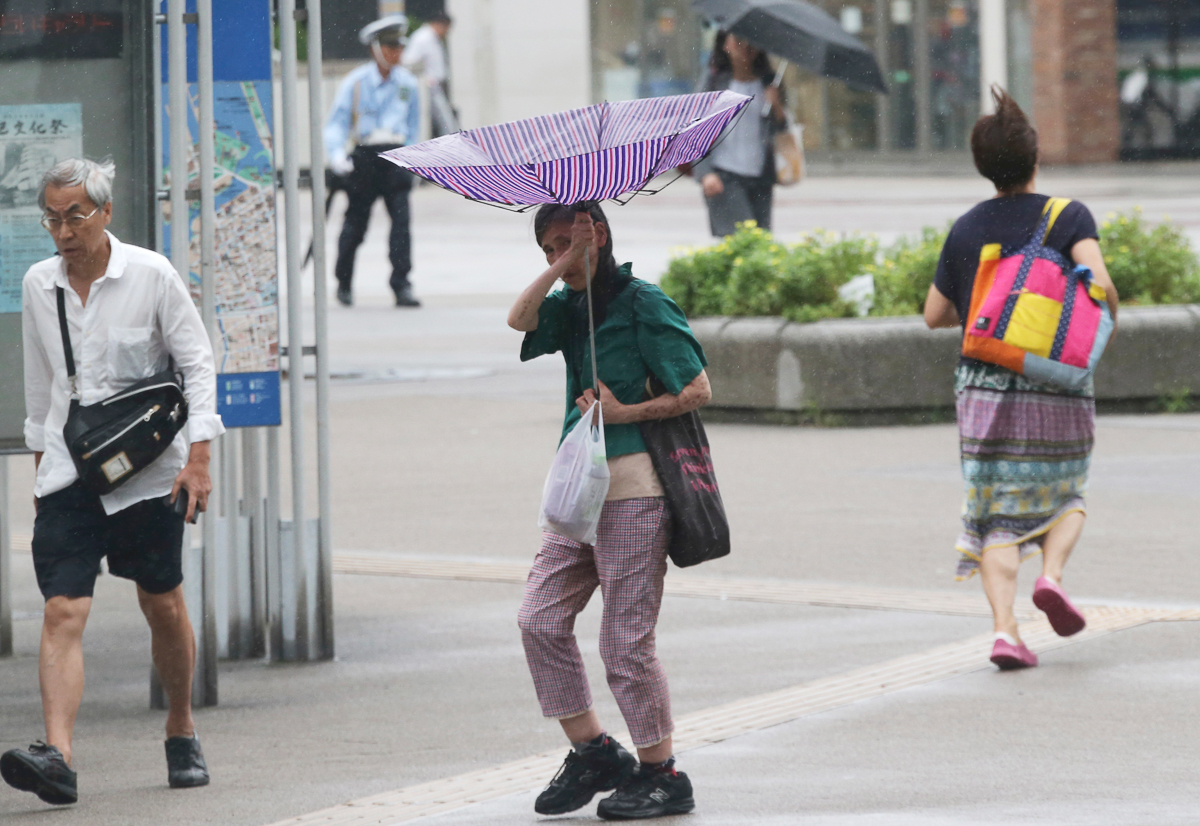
1099;207;1200;305
870;225;948;316
660;211;1200;321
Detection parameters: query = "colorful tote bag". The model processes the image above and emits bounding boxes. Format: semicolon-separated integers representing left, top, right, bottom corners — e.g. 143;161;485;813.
962;197;1114;390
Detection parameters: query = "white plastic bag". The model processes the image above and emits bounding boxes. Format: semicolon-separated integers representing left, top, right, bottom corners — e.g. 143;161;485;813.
538;401;611;545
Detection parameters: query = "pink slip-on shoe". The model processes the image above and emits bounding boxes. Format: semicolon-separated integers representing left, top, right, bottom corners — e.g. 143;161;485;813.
1032;576;1087;637
990;637;1038;670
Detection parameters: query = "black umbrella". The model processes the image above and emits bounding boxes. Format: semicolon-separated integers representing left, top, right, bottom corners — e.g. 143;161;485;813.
694;0;888;94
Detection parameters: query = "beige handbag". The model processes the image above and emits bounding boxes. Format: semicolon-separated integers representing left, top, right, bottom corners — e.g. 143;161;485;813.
775;120;805;187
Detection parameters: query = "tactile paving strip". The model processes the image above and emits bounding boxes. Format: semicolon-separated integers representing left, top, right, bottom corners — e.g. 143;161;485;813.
266;605;1179;826
333;554;1038;619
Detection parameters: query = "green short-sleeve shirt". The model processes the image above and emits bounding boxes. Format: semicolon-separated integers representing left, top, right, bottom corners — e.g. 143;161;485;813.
521;267;708;457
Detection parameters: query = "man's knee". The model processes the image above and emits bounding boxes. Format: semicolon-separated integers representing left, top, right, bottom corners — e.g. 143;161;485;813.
138;586;187;628
43;596;90;636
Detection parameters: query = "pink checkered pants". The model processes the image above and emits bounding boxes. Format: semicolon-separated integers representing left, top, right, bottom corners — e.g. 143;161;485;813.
517;497;673;748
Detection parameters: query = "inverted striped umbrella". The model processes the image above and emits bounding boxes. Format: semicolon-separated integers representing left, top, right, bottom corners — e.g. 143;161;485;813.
381;91;750;397
380;90;751;208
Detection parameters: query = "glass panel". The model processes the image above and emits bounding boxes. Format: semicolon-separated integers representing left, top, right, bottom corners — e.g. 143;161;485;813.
813;0;880;150
927;0;979;150
1117;0;1200;158
591;0;703;102
0;0;154;245
1006;0;1034;116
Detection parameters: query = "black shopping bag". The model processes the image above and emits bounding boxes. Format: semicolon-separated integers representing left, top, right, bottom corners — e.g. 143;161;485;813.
640;392;731;568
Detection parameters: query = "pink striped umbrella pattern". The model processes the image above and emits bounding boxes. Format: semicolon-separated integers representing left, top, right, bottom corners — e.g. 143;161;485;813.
380;90;752;207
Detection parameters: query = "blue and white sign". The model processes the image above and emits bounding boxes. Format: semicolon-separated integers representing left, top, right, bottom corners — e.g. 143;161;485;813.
162;0;280;427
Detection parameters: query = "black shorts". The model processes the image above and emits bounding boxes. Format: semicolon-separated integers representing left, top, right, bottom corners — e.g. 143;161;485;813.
31;483;185;600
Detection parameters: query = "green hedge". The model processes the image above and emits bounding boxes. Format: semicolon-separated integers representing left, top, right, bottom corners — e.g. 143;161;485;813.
661;210;1200;321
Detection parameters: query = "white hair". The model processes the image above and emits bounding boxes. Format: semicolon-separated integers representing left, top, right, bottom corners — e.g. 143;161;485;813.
38;157;115;210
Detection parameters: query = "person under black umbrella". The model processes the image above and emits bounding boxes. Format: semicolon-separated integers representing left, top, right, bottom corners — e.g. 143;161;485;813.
692;30;787;238
323;14;422;307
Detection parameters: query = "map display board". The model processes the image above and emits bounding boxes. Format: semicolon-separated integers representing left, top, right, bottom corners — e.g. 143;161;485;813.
162;0;280;428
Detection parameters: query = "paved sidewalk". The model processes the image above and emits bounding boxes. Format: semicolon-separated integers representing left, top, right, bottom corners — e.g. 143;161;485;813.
3;172;1199;824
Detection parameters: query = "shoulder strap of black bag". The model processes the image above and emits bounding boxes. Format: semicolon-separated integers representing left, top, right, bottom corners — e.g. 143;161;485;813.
629;282;667;399
56;287;77;380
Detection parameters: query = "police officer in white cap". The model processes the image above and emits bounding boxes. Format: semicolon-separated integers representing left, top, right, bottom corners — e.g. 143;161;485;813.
323;13;422;307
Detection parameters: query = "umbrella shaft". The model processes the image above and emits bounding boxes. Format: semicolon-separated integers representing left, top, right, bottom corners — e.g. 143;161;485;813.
584;246;600;398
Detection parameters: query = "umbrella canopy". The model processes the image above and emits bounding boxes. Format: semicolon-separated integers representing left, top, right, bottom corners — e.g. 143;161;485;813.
380;91;751;207
695;0;888;94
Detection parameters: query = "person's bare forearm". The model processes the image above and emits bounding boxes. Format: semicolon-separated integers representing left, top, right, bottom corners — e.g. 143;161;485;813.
620;372;712;423
186;440;211;467
508;260;571;332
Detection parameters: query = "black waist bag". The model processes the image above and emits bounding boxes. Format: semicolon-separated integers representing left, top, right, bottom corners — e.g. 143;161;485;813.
56;287;189;495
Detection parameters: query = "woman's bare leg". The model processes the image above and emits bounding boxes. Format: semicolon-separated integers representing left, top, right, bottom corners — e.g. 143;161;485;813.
1041;511;1086;585
559;709;603;744
638;737;673;765
980;545;1021;641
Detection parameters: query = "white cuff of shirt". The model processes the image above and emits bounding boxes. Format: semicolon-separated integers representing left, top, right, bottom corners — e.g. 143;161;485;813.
24;420;46;453
187;413;226;444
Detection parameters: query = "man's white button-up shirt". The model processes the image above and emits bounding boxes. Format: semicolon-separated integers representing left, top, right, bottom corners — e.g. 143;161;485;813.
22;231;225;514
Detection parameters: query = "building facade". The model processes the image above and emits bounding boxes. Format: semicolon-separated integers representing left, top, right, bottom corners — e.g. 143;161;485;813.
428;1;1198;162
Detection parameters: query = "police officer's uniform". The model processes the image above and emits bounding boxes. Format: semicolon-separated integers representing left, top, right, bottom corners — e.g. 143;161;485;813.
323;15;422;306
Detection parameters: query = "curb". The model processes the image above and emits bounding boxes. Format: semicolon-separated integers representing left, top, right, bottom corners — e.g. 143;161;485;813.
693;305;1200;420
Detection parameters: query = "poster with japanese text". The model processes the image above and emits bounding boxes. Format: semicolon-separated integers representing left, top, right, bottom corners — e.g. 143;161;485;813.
0;103;83;313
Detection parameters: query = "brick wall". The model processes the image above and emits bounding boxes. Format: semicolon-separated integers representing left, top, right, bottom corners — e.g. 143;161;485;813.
1031;0;1121;163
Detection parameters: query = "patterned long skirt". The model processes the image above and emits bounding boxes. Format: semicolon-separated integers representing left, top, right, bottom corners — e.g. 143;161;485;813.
955;383;1095;580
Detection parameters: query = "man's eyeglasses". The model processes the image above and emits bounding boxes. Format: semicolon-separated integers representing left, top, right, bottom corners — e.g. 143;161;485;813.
41;206;100;232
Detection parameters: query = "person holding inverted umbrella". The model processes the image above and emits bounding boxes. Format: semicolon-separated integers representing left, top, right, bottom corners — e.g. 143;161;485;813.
384;90;749;820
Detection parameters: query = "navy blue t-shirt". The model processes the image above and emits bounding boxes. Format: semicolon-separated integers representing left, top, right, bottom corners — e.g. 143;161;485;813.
933;194;1099;327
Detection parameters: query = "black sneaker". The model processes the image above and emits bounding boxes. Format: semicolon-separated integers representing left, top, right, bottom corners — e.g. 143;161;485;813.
336;284;353;306
393;284;421;307
597;761;694;820
0;742;78;805
534;735;636;815
165;735;210;788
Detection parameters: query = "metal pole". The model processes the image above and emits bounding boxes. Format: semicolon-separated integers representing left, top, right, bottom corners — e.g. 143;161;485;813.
222;433;240;657
979;0;1007;114
914;0;932;153
307;0;334;661
279;0;309;660
243;428;266;657
196;0;219;704
266;425;283;659
0;456;11;657
874;0;891;152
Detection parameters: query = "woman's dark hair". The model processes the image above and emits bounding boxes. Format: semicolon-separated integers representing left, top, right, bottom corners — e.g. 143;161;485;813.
708;30;775;84
971;86;1038;192
533;201;618;282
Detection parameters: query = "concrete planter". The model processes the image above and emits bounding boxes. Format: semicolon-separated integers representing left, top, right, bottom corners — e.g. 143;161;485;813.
694;305;1200;419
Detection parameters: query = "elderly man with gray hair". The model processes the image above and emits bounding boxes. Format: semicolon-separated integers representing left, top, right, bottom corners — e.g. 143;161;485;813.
0;158;223;806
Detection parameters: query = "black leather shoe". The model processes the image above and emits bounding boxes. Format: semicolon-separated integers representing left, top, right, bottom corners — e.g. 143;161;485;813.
393;284;421;307
534;735;636;815
597;761;694;820
0;742;78;805
165;735;210;788
336;284;353;306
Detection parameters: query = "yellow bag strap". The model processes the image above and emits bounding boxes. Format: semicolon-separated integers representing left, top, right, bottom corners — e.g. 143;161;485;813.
1040;197;1072;243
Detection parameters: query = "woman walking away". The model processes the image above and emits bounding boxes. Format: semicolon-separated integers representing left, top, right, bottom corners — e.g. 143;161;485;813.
924;88;1119;670
509;203;712;820
693;30;786;238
